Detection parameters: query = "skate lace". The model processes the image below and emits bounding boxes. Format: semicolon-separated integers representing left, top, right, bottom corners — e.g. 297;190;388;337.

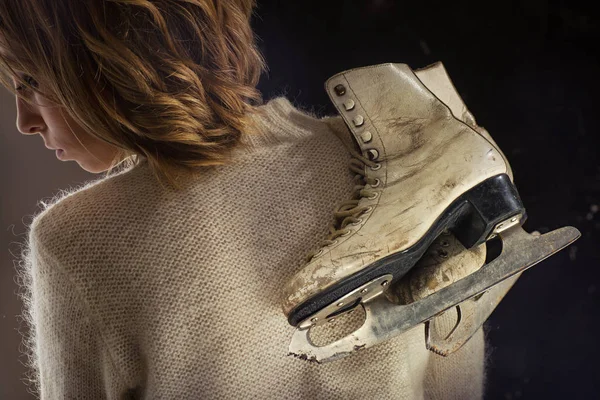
305;147;381;262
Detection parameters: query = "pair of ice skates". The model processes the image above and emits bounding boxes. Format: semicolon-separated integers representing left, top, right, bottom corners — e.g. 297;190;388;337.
282;62;580;362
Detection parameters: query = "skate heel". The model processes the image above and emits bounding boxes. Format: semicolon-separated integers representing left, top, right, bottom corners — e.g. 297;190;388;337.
452;174;525;249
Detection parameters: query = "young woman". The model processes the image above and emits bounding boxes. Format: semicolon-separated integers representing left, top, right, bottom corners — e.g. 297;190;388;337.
1;0;484;398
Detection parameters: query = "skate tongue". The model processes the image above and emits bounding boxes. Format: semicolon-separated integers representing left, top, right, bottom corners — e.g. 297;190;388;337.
287;225;581;363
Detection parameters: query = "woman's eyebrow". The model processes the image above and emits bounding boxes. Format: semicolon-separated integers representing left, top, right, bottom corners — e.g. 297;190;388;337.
0;46;19;64
0;51;24;76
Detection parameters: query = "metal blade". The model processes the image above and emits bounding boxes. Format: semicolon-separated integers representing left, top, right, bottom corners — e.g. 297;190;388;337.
288;225;581;363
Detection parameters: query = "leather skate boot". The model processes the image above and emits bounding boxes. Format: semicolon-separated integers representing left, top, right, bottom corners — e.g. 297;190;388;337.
413;62;513;181
409;62;521;356
282;62;524;326
283;62;580;363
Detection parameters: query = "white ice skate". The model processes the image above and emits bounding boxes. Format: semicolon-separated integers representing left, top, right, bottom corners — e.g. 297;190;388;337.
282;62;580;362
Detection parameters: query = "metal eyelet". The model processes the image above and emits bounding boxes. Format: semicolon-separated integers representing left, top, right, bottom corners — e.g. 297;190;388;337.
362;206;373;214
367;149;379;161
329;240;339;247
340;230;352;237
334;84;346;96
360;131;373;143
371;179;381;188
370;163;382;171
313;248;324;258
353;115;365;127
350;218;363;227
367;192;379;200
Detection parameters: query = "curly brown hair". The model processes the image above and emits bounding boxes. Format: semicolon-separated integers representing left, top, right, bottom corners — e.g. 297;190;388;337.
0;0;268;190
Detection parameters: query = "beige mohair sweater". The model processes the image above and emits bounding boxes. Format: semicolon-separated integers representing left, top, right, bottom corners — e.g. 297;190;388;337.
16;96;485;399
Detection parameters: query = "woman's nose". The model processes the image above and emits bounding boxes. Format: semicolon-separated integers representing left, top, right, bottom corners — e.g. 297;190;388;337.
15;96;45;135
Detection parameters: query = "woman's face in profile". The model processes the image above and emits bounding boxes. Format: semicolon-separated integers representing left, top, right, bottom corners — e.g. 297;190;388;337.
11;71;121;173
12;74;119;173
1;42;121;174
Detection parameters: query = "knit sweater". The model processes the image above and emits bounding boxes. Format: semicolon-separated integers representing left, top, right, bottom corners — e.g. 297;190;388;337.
16;96;485;399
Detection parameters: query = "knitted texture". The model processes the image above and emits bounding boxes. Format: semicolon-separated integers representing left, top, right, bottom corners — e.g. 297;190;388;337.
15;96;484;399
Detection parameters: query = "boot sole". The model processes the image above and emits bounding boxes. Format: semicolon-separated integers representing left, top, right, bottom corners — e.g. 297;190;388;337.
288;173;525;327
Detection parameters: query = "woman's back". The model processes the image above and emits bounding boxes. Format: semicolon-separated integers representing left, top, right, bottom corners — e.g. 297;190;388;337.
19;97;484;399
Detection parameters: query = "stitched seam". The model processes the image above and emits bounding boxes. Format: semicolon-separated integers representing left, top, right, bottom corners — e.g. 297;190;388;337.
33;238;132;393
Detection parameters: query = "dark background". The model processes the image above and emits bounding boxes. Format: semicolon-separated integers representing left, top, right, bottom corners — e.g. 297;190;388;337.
253;0;599;399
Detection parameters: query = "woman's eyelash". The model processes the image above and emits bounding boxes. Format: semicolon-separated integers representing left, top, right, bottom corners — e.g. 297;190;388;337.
16;75;38;91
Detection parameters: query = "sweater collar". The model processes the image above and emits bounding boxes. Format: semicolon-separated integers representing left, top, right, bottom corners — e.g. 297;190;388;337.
242;96;332;148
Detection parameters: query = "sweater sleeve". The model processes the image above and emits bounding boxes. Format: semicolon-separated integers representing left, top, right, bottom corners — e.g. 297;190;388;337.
25;232;128;400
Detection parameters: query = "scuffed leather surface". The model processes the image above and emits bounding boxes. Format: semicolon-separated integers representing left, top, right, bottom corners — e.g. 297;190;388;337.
283;63;508;316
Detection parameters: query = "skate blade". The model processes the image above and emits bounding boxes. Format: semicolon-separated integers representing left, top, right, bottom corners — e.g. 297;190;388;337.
288;225;580;363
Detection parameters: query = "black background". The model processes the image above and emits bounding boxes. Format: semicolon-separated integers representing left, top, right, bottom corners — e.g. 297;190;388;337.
253;1;599;398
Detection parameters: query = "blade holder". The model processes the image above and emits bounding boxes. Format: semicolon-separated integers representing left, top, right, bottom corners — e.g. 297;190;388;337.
298;274;393;329
488;213;523;240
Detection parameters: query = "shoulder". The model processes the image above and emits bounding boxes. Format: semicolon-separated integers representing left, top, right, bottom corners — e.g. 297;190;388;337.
28;161;151;251
239;96;350;149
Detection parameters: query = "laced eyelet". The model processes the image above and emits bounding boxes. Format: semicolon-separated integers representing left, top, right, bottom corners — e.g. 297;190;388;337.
370;163;381;171
349;218;363;227
367;192;379;200
362;206;373;215
329;240;339;247
371;179;381;188
313;248;324;258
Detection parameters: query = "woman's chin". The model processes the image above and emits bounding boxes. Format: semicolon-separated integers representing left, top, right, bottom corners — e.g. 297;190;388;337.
78;160;113;174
